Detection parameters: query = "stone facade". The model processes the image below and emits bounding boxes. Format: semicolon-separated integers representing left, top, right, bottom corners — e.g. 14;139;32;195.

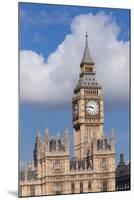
19;35;116;197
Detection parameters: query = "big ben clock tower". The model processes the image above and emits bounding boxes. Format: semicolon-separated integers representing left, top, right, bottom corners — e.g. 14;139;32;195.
73;33;104;160
20;33;116;197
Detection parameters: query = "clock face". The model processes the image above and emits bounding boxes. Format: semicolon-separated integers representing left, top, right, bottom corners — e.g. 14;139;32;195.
86;100;99;115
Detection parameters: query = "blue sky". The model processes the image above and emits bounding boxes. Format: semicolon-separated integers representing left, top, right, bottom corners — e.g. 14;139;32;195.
19;2;130;167
19;3;130;58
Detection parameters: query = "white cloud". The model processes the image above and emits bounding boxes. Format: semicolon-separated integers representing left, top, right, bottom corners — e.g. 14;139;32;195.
20;12;129;107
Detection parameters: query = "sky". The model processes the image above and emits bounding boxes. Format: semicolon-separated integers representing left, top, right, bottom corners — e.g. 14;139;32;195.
19;2;130;168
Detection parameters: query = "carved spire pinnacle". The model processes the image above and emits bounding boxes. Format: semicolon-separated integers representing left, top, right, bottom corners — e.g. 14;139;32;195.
37;131;41;138
64;128;69;149
45;127;49;139
36;131;42;141
81;33;94;66
36;131;42;143
109;126;115;152
119;153;125;165
45;128;49;149
110;126;115;138
64;127;69;135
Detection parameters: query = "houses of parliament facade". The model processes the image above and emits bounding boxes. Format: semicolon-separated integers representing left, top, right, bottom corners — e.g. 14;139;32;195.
19;34;116;197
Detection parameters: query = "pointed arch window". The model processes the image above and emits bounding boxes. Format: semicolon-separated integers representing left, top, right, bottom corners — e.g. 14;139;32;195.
102;180;108;192
88;181;91;191
80;181;83;193
55;160;61;174
71;182;75;194
101;158;107;170
55;182;62;195
30;185;35;196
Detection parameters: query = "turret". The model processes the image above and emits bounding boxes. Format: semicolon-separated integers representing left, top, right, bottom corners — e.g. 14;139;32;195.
36;131;42;144
34;131;42;167
45;128;49;151
109;127;115;151
118;153;125;166
56;132;60;151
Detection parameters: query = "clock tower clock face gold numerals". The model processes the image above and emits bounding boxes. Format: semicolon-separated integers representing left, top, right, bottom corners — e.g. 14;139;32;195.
86;100;99;115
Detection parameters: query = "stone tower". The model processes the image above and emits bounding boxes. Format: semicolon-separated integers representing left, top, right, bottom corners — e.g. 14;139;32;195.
73;33;104;160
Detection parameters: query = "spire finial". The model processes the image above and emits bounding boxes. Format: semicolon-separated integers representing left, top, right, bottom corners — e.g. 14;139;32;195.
111;122;115;134
37;131;41;138
36;130;42;143
45;127;49;134
85;32;88;46
85;32;88;39
65;127;69;134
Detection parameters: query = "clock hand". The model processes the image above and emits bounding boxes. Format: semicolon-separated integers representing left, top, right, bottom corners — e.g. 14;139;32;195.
89;106;94;109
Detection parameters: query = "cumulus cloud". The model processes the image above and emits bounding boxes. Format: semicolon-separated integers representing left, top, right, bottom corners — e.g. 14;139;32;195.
20;12;129;107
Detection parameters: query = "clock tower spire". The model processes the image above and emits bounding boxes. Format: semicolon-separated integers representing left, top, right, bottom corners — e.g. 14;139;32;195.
72;34;104;160
81;33;94;66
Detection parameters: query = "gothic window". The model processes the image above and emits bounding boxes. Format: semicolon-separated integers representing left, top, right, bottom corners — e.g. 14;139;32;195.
30;185;35;196
55;160;61;174
80;181;83;193
102;180;108;192
71;182;75;194
101;158;107;170
88;181;91;191
55;182;62;195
